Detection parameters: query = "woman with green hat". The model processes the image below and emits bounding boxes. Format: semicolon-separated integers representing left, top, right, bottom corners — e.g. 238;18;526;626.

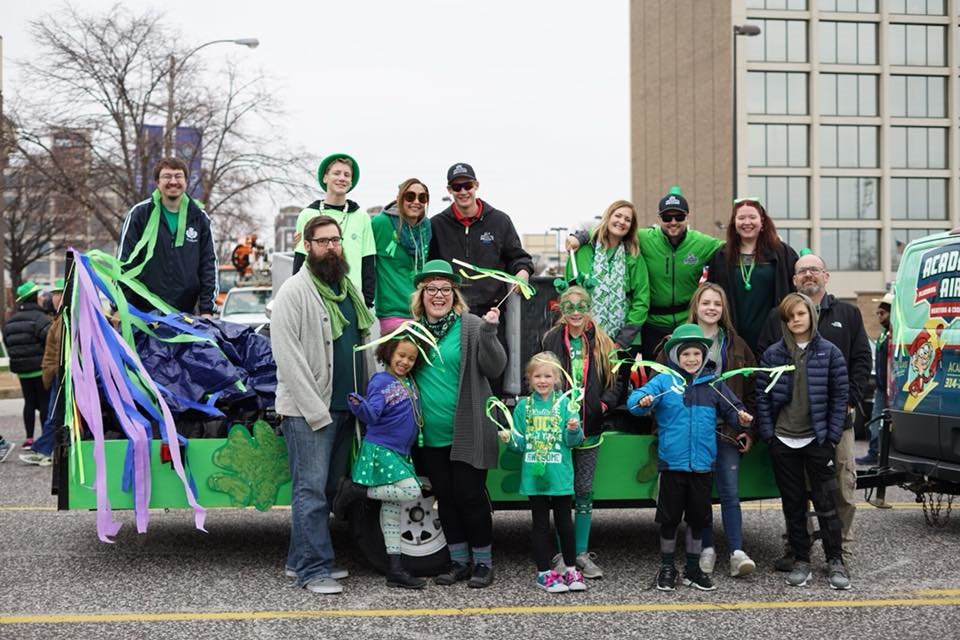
409;259;506;589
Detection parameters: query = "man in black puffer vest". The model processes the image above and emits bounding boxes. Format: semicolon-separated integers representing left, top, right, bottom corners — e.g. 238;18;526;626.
2;281;52;450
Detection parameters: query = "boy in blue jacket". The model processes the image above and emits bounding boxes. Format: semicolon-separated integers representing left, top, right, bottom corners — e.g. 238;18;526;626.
628;324;752;592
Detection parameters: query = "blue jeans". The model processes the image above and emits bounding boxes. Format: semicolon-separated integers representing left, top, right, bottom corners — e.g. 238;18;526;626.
701;438;744;552
867;387;885;458
283;412;348;586
31;376;59;457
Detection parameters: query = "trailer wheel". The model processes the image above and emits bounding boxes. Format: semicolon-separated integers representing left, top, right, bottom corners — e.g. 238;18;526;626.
347;493;449;576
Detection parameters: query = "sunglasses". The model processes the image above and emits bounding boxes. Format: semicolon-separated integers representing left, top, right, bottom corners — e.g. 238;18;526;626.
734;196;764;206
403;191;429;204
560;301;591;314
449;182;475;192
660;212;687;223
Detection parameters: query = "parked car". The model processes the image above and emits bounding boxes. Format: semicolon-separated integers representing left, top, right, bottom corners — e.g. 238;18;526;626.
219;286;272;328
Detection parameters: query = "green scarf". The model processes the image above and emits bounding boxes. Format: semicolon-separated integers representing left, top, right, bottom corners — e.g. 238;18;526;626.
310;272;374;341
153;189;188;247
422;311;458;343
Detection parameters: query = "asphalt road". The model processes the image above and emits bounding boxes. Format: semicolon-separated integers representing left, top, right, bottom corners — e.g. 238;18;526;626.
1;398;958;640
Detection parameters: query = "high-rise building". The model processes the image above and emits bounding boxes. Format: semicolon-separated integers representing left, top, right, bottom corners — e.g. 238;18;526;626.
631;0;959;297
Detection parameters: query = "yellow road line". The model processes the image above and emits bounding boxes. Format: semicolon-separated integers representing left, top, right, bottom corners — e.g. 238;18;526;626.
3;596;960;625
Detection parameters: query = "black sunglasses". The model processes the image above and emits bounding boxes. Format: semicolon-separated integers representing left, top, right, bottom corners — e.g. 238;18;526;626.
449;182;474;192
660;212;687;223
403;192;429;204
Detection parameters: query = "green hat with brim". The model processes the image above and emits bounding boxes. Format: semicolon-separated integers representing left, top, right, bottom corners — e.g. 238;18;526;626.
52;277;66;292
414;259;462;286
317;153;359;193
664;323;712;355
16;281;42;303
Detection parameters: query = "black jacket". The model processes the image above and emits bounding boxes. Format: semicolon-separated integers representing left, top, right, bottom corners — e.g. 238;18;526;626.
118;195;218;314
428;200;533;309
707;240;798;330
757;293;871;413
2;301;51;374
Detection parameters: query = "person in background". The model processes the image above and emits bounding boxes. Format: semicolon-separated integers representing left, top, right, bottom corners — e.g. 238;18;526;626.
857;293;893;466
41;278;65;317
2;282;52;452
293;153;376;307
372;178;432;333
707;198;798;355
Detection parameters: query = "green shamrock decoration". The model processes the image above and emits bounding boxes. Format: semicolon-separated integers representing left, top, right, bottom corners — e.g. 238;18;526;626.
635;437;659;484
207;420;291;511
498;447;523;495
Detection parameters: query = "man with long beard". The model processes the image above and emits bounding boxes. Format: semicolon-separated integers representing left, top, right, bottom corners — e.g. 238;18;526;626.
271;214;375;595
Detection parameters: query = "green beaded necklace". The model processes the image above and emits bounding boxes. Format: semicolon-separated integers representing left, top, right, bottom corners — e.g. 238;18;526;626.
739;253;756;291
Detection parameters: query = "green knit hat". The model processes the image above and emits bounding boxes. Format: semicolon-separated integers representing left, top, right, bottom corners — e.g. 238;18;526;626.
317;153;359;192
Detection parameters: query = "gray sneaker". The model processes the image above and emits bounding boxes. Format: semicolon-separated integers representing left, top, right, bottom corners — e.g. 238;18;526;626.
577;552;603;579
785;561;812;587
305;576;343;594
0;439;13;463
828;559;851;590
286;567;348;580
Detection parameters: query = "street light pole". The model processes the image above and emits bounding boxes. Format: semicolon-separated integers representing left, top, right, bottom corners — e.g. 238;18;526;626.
732;24;761;200
164;38;259;157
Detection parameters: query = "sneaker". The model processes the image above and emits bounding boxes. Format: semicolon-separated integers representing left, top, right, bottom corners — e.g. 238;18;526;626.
563;568;587;591
536;570;569;593
855;454;878;466
576;551;603;579
656;565;678;592
0;439;12;463
19;453;52;467
699;547;716;574
729;550;756;577
683;567;717;591
785;561;812;587
468;563;494;588
22;438;34;451
285;567;348;580
304;576;343;594
551;552;565;573
828;559;851;590
433;561;471;586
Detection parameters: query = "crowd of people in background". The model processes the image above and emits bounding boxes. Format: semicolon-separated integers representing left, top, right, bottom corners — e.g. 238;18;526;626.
1;152;892;599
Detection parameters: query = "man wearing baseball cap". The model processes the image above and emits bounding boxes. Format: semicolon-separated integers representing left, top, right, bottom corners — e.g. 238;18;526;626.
293;153;376;307
428;163;533;395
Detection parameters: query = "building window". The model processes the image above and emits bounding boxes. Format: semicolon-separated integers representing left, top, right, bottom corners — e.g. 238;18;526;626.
781;229;810;254
748;124;808;167
818;0;877;11
746;0;807;9
820;177;878;220
888;24;946;66
746;20;808;63
890;178;947;220
888;75;946;118
818;73;877;116
747;176;809;220
819;126;878;168
819;21;877;64
889;127;947;169
747;72;808;115
820;229;879;270
888;0;946;15
892;227;950;271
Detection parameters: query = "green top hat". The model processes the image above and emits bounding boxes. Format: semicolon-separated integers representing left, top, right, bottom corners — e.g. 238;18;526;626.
16;281;42;303
414;259;462;286
317;153;359;193
52;277;66;292
664;323;712;354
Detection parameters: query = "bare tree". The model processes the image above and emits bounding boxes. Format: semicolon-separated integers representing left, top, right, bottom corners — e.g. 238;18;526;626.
8;3;313;251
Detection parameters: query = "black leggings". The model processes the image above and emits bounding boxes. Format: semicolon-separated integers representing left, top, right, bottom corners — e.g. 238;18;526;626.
18;376;49;440
415;445;492;548
530;495;574;572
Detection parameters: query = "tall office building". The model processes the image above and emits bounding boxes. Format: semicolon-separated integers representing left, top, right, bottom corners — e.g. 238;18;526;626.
631;0;959;297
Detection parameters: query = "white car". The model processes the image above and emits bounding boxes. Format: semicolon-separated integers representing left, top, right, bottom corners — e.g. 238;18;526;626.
219;286;272;328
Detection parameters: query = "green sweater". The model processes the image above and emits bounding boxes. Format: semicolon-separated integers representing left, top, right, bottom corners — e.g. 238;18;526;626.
508;394;583;496
638;226;723;329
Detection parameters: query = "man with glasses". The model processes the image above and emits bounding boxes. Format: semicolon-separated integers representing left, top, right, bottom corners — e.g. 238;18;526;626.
118;157;218;316
638;187;723;359
272;214;375;595
428;163;533;395
757;252;871;569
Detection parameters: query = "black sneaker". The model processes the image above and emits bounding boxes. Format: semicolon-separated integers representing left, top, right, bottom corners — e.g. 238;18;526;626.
433;561;471;586
656;565;678;591
468;563;494;588
683;567;717;591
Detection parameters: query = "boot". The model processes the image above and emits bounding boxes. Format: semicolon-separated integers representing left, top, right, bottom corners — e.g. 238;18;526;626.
332;477;368;520
386;554;426;589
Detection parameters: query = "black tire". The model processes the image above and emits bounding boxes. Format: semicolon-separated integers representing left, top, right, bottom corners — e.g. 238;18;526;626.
347;495;449;577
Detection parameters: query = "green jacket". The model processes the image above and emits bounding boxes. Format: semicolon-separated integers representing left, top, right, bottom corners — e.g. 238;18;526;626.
566;242;649;347
508;394;583;496
638;226;722;329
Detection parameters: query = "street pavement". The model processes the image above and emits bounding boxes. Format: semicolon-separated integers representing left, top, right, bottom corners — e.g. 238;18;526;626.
1;398;959;639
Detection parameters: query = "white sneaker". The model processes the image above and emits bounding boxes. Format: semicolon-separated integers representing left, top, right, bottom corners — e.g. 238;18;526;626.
699;546;716;574
576;551;604;579
286;567;348;580
19;453;52;466
305;577;343;594
729;550;756;577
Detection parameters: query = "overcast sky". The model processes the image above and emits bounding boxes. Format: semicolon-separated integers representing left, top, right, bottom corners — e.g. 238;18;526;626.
2;0;630;240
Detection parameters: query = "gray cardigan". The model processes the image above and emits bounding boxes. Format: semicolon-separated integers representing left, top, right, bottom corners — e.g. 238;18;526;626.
448;313;507;469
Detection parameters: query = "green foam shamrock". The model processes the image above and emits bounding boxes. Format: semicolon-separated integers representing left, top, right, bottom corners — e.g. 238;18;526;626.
207;420;291;511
